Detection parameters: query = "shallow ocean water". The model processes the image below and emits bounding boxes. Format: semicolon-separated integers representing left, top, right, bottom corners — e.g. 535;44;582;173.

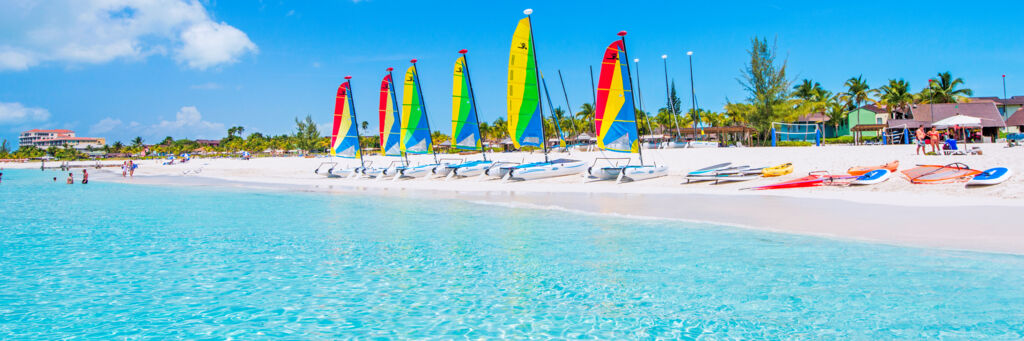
2;168;1023;339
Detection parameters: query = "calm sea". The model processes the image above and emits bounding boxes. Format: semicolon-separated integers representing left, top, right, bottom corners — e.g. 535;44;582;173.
1;168;1022;339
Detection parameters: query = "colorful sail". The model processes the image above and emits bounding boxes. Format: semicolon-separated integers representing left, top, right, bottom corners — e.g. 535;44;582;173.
540;73;566;148
331;81;361;158
451;56;481;150
378;73;402;156
507;17;543;148
401;66;432;154
594;40;638;153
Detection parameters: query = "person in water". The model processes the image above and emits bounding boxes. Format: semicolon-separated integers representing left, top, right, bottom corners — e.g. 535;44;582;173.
0;172;3;184
53;177;57;182
82;169;89;184
66;172;73;184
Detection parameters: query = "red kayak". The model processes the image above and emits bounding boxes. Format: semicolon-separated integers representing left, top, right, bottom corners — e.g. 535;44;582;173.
745;171;855;190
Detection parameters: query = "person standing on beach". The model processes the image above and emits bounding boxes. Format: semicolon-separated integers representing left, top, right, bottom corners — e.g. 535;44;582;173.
122;161;128;177
928;128;941;153
915;125;926;155
128;160;135;177
82;169;89;184
66;172;73;184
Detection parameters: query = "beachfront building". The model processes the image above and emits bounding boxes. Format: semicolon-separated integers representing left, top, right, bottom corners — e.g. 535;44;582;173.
888;102;1006;142
1007;108;1024;132
846;105;889;138
18;129;106;150
970;96;1024;120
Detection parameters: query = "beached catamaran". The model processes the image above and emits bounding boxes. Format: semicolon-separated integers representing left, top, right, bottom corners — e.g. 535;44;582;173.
396;59;447;179
485;9;586;181
586;32;668;183
443;50;495;179
370;68;406;179
326;76;366;178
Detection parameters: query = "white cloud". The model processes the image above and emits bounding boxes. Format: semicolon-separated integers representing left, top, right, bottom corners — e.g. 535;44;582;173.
176;21;257;70
151;106;224;137
0;102;51;124
0;0;257;71
89;117;123;134
190;82;221;90
85;106;224;140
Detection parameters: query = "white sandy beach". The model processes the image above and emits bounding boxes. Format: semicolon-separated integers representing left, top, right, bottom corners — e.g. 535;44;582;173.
6;143;1023;254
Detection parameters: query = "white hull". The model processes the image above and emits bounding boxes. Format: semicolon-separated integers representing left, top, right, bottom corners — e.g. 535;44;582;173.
398;164;440;179
449;161;494;178
851;169;892;186
688;141;719;148
590;165;669;183
507;160;587;181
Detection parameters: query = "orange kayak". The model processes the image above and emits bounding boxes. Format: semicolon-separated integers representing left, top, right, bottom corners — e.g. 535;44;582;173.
847;160;899;176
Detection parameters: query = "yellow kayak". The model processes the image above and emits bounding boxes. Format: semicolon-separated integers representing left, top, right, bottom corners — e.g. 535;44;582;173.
762;163;793;177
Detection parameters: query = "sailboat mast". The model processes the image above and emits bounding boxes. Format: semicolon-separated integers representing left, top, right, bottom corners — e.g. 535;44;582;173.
618;32;644;165
557;70;579;143
387;67;408;165
525;10;549;162
410;59;438;163
662;55;682;140
345;76;365;168
459;49;486;161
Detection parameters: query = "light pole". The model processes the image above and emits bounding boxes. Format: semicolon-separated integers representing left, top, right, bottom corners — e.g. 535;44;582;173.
1003;74;1008;119
634;58;653;140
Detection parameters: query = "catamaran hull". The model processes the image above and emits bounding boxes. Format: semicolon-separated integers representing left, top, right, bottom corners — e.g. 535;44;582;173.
398;164;443;179
449;161;494;178
507;161;587;181
590;165;668;182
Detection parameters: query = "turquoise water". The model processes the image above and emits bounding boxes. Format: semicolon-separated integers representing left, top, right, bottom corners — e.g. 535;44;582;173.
2;169;1024;339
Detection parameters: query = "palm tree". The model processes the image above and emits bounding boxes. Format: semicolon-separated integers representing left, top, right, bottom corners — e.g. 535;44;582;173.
920;71;973;103
823;94;847;135
491;117;508;140
575;103;595;133
878;79;914;119
112;141;125;153
131;136;144;147
360;121;369;135
839;75;878;131
793;79;826;101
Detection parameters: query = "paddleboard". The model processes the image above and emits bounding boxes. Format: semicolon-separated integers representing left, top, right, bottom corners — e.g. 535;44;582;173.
967;167;1012;186
851;169;890;185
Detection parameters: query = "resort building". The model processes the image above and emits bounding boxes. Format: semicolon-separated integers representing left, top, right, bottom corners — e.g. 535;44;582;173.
888;102;1006;141
18;129;106;150
1006;108;1024;132
969;96;1024;120
846;104;889;138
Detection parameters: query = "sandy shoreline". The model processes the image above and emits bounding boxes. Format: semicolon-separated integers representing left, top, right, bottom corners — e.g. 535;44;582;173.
6;143;1023;254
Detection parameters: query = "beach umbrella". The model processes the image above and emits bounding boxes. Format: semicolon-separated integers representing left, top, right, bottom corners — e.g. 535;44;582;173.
932;114;982;151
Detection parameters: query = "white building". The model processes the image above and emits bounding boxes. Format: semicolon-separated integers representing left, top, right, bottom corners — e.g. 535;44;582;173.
19;129;106;150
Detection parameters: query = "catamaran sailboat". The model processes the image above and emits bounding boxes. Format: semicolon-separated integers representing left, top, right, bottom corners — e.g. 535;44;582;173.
323;76;368;178
443;50;495;179
586;32;668;183
484;9;586;181
394;59;453;179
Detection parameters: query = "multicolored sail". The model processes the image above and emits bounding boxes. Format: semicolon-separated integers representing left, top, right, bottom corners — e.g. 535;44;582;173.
595;40;638;153
401;66;432;154
378;73;402;156
451;56;481;150
331;81;361;158
507;17;543;148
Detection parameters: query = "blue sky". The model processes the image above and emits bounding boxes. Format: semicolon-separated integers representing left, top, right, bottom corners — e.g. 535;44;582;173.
2;0;1023;146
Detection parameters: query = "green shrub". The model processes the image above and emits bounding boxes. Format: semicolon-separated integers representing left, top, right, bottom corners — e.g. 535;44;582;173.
776;141;813;147
823;136;854;144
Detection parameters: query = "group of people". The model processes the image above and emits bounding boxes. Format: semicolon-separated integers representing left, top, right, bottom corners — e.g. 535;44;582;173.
122;160;136;177
914;125;977;155
62;169;89;184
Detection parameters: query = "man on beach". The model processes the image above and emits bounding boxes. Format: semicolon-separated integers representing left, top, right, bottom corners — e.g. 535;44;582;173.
915;125;926;155
82;169;89;184
129;160;135;177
